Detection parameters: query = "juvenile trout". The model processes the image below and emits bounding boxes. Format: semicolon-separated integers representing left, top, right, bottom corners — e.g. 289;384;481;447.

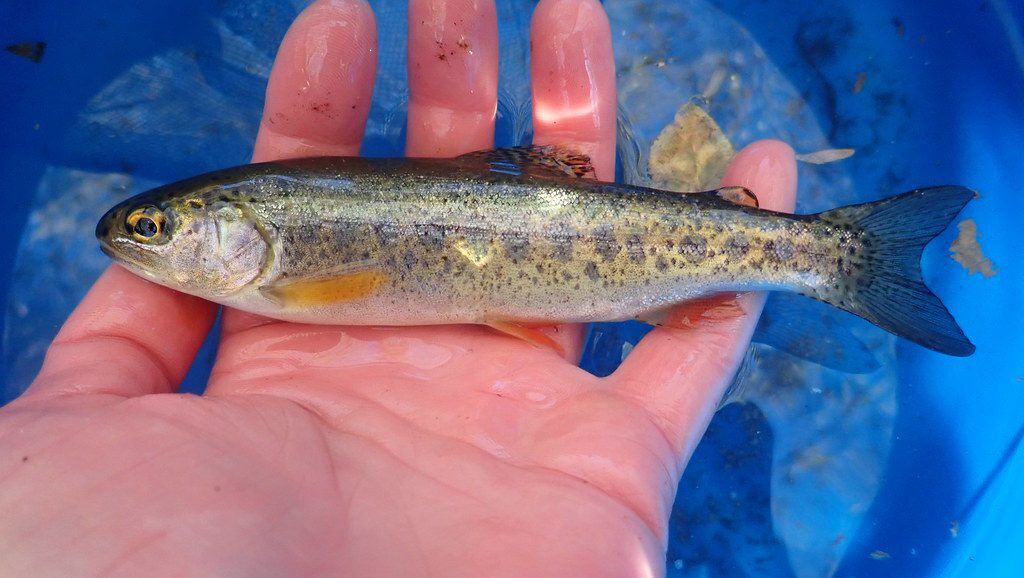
96;147;975;356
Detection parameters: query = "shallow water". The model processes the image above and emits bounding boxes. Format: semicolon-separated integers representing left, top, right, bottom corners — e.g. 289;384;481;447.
1;0;1020;576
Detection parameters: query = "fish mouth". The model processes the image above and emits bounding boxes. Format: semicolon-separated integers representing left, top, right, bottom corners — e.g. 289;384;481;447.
97;237;148;273
99;241;116;259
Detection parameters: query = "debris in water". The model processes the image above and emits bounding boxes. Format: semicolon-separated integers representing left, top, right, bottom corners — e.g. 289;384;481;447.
892;17;906;37
648;102;734;192
852;72;868;94
950;520;960;538
4;41;46;63
702;68;728;100
950;219;997;278
795;148;856;164
870;550;891;560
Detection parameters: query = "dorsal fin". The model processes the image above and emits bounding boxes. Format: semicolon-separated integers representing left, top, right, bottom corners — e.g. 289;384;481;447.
455;146;595;179
700;186;759;208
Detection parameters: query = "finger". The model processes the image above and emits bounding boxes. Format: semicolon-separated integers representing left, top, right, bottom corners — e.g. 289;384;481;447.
23;266;217;399
612;140;798;461
530;0;616;362
251;0;378;162
406;0;498;157
531;0;617;180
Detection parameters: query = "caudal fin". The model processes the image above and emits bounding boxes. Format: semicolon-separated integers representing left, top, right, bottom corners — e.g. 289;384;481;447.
816;186;976;356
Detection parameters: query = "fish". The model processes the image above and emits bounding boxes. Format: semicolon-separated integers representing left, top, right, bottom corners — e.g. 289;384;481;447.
95;146;976;356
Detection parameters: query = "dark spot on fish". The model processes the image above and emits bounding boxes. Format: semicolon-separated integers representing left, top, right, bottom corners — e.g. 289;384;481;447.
551;239;573;262
626;234;646;263
725;234;750;256
21;455;29;463
296;225;319;244
549;223;576;262
404;251;418;270
655;256;669;272
679;234;707;262
774;238;796;260
585;261;600;281
503;234;530;262
593;225;620;261
419;225;446;248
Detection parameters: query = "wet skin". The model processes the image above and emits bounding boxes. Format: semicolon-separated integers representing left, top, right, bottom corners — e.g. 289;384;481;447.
0;0;796;576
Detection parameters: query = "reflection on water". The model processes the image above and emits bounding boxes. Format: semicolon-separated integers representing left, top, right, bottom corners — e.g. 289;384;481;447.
2;0;912;576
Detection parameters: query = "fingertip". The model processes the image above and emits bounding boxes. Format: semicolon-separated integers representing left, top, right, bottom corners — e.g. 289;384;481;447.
253;0;378;161
530;0;616;179
533;0;611;37
406;0;499;157
722;139;797;213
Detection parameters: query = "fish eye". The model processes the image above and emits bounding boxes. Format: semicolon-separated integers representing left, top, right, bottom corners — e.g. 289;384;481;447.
134;217;158;237
126;207;166;242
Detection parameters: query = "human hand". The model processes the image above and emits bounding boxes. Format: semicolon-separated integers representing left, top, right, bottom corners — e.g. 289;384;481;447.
0;0;796;575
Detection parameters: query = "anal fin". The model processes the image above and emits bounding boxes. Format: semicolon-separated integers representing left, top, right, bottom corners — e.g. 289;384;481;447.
484;318;566;355
638;294;747;330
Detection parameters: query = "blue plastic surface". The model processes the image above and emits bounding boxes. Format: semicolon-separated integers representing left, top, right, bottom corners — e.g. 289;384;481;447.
1;0;1022;575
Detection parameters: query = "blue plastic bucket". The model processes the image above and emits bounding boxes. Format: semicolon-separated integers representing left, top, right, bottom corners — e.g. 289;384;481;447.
1;0;1021;575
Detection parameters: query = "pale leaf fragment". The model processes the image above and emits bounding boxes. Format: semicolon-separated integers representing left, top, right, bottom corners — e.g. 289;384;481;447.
648;102;735;192
796;148;856;164
950;219;997;278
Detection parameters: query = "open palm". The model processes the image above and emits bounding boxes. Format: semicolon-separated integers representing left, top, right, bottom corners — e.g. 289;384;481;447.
0;0;796;575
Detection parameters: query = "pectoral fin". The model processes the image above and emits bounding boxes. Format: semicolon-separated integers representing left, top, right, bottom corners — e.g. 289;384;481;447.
260;265;386;308
484;318;566;355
